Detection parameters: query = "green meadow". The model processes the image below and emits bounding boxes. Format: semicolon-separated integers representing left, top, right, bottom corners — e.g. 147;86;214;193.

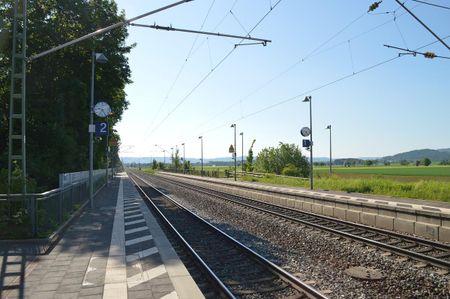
142;165;450;202
315;165;450;178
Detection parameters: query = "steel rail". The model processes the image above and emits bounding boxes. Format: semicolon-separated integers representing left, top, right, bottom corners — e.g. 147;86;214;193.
155;173;450;270
159;173;450;251
128;173;234;299
128;171;327;299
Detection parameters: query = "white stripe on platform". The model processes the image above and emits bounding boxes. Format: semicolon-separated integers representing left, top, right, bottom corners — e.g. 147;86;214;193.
124;204;139;209
103;177;127;299
124;205;140;210
124;208;140;215
127;264;167;289
125;219;145;226
125;235;153;246
124;214;142;220
161;291;179;299
125;226;148;235
126;247;159;263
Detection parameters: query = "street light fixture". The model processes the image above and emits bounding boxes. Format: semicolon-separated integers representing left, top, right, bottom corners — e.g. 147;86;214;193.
231;124;236;181
89;51;108;210
240;132;244;172
303;96;313;190
198;136;203;176
326;125;332;175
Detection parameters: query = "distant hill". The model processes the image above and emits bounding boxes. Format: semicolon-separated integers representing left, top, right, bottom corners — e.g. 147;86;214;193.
383;149;450;162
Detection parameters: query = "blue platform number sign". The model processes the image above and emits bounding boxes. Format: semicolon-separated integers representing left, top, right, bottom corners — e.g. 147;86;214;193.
95;122;108;136
302;139;311;148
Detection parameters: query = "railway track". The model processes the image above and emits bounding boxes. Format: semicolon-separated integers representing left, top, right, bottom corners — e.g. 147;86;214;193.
128;171;327;299
152;172;450;270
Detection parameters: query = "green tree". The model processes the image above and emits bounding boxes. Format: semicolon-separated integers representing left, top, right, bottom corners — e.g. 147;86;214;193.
152;159;158;170
423;157;431;166
400;160;410;166
255;142;309;177
246;139;256;172
0;0;132;190
171;148;181;170
365;160;374;166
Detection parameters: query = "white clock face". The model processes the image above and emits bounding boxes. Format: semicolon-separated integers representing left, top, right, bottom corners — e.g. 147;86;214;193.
94;102;111;117
300;127;311;137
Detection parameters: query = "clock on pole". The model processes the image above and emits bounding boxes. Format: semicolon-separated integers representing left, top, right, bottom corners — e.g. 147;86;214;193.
94;101;111;117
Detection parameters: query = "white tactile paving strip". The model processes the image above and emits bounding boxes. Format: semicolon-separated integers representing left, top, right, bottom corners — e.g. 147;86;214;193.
123;179;180;298
103;175;178;299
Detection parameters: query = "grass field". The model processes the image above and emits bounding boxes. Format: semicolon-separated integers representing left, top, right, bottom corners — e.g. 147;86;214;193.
315;165;450;177
241;175;450;202
141;165;450;202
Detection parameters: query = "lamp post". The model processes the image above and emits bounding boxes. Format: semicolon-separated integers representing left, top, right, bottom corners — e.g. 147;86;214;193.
155;144;167;166
303;96;313;190
240;132;244;172
181;143;185;173
326;125;332;174
89;51;108;209
198;136;203;176
231;124;237;181
105;116;109;186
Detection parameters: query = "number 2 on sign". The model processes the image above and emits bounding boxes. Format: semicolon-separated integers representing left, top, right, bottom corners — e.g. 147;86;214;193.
100;122;107;133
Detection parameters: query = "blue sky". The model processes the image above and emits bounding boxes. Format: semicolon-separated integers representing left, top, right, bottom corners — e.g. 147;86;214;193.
114;0;450;159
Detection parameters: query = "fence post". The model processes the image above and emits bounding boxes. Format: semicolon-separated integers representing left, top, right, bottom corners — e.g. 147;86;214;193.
58;190;63;225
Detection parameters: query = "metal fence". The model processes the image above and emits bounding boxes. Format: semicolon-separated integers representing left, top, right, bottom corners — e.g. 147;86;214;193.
0;169;109;239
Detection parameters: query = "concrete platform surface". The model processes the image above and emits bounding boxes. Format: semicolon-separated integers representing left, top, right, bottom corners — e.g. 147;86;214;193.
0;173;203;299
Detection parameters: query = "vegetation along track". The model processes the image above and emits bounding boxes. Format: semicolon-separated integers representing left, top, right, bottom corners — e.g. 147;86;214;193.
153;172;450;270
128;171;327;299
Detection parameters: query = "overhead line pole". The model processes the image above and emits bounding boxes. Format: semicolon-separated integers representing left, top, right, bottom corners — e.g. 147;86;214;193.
395;0;450;51
130;23;272;45
28;0;193;61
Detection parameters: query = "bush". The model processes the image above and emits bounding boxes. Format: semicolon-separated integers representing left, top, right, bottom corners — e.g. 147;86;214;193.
281;164;300;177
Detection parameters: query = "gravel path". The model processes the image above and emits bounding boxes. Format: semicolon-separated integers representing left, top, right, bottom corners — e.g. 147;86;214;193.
147;174;450;298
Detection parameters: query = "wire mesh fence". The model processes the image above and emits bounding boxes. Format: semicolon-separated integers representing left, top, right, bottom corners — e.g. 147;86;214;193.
0;170;109;239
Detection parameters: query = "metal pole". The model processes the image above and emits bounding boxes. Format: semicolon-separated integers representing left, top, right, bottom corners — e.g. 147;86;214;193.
309;98;313;190
182;143;185;173
395;0;450;52
106;117;109;185
240;132;244;172
234;125;237;181
29;0;194;61
329;125;332;175
89;50;95;209
199;136;203;176
130;23;271;45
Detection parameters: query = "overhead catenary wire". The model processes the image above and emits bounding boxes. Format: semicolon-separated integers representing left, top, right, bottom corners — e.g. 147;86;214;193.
179;36;449;144
411;0;450;10
393;13;409;48
182;5;414;137
140;0;219;141
395;0;450;51
135;1;239;155
301;12;367;62
384;44;450;59
147;0;284;138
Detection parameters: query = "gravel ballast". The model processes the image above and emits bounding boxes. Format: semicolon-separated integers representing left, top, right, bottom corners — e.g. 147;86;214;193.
144;173;450;298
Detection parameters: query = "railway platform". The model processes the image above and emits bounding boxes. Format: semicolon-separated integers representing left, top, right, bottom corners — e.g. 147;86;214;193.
0;173;203;299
